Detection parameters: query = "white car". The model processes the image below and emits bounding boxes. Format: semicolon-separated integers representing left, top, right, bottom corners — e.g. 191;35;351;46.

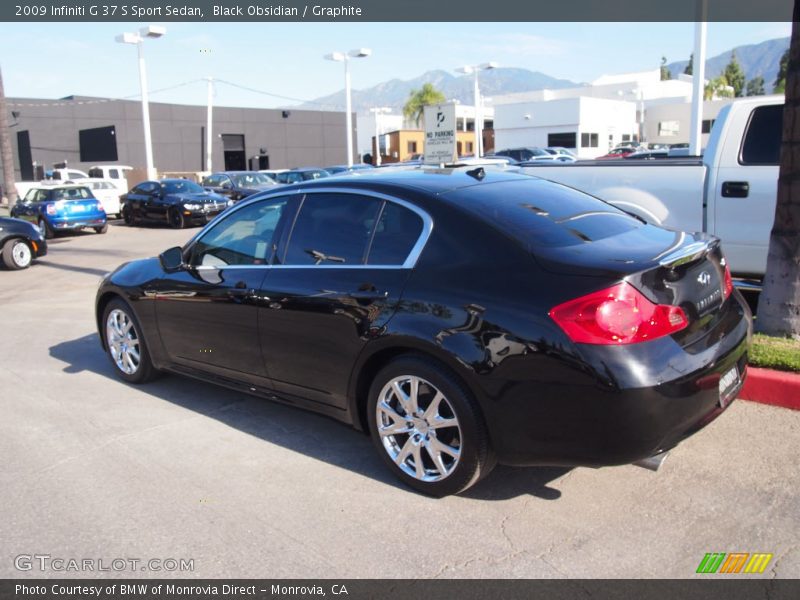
78;179;121;217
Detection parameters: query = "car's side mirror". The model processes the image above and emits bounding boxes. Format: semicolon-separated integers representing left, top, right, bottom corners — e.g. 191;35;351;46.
159;246;185;273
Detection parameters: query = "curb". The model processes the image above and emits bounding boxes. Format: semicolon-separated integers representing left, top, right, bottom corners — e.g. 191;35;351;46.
738;367;800;411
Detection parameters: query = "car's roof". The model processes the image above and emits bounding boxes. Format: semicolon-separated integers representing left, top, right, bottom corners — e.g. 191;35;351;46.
277;165;535;195
30;184;90;191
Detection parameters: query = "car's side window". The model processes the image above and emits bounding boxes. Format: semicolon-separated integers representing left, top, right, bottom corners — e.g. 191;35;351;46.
202;175;218;187
283;193;382;266
219;176;232;189
367;201;424;266
189;198;289;268
35;189;49;202
23;189;37;202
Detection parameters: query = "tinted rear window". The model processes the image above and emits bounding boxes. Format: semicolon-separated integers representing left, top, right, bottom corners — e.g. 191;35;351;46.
740;104;783;165
446;179;644;248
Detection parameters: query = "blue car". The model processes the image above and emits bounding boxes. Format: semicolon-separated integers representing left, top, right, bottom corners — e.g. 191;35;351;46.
12;185;108;239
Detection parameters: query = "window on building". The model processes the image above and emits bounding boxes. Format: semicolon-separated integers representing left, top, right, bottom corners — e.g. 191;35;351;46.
580;133;599;148
658;121;680;137
407;141;418;154
622;134;631;142
466;142;474;154
702;119;716;134
547;133;577;148
740;104;782;165
79;125;118;162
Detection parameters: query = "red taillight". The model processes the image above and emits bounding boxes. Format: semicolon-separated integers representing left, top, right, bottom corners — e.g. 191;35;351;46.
549;282;689;345
46;203;56;215
723;261;733;299
97;202;105;212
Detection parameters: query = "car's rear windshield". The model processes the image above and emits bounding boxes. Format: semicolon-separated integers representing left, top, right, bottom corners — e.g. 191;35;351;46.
446;178;644;248
53;187;93;200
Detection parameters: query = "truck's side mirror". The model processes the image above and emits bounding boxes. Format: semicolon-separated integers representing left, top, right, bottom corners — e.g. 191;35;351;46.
159;247;185;272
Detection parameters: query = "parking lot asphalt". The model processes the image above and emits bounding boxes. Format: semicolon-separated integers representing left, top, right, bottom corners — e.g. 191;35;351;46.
1;220;798;579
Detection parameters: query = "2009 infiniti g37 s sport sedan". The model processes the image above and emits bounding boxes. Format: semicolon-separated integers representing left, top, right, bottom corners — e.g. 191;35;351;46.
95;167;751;496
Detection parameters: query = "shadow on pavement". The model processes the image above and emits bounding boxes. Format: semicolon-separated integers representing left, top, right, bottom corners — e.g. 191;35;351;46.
36;261;110;277
50;333;571;501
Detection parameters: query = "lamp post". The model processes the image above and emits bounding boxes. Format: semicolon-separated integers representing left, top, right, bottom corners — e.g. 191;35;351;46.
369;107;391;166
456;62;497;157
325;48;371;167
116;26;166;180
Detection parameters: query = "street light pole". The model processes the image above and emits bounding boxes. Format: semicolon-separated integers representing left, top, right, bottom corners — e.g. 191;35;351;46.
456;62;497;158
369;107;391;166
117;26;165;180
206;77;213;173
325;48;371;168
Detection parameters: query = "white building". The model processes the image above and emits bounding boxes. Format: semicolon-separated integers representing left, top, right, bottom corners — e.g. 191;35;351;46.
493;69;731;158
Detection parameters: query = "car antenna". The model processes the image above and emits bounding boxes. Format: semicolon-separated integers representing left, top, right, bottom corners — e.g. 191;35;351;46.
466;167;485;181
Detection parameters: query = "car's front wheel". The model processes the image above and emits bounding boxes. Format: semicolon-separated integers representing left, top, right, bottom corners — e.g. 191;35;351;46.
168;208;186;229
2;238;33;270
367;356;494;496
122;205;137;226
102;298;159;383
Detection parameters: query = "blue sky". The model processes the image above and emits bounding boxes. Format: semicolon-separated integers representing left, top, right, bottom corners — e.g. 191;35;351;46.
0;21;791;109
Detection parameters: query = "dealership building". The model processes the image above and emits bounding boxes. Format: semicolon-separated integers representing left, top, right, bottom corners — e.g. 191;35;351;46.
2;95;356;182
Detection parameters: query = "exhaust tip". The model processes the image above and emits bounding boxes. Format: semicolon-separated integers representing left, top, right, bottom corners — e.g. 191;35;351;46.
633;451;669;472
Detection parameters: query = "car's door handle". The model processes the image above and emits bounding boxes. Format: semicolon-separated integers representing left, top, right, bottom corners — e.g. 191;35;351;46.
348;289;389;301
721;181;749;198
228;281;255;299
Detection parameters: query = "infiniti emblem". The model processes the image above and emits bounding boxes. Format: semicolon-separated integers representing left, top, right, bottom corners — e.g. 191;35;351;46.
697;271;712;286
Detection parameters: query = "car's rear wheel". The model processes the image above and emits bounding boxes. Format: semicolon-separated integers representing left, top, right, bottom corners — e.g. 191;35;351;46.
94;224;108;234
367;356;494;497
2;238;33;270
103;298;158;383
168;208;186;229
38;218;54;239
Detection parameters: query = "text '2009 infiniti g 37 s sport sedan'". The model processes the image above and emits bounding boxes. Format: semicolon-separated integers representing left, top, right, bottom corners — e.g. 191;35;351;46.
95;167;751;496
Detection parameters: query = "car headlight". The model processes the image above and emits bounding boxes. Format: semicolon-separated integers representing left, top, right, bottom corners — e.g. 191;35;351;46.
183;203;201;210
227;199;235;207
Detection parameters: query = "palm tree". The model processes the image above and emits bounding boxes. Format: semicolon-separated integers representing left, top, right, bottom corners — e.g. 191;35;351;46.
757;4;800;338
0;66;17;208
403;83;446;128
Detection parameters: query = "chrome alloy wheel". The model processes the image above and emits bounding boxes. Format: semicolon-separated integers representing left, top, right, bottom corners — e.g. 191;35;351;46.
106;309;141;375
376;375;462;482
11;241;32;268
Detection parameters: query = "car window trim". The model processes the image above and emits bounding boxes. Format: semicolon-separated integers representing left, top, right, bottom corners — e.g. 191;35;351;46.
186;187;433;271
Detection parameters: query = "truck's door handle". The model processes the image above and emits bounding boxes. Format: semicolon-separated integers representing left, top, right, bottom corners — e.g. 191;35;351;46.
721;181;749;198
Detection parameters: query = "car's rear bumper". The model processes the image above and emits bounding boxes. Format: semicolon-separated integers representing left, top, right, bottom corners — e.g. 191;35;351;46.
50;215;107;229
486;293;752;467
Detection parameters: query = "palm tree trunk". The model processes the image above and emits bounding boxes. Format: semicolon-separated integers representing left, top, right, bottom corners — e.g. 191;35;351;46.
755;4;800;339
0;65;18;208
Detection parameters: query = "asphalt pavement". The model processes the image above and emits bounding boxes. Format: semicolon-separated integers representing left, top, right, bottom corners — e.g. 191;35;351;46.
1;220;798;578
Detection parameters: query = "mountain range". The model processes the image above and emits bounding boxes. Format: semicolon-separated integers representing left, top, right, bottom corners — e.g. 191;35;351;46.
666;37;789;90
301;36;789;114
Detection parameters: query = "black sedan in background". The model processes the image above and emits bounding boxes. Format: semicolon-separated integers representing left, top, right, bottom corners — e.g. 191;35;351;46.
202;171;280;202
0;216;47;270
121;179;231;229
95;168;750;496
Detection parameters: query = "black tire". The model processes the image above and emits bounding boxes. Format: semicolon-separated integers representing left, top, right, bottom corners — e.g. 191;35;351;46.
38;218;54;240
101;298;159;384
367;355;493;497
94;223;109;234
168;208;186;229
122;205;137;226
2;238;33;270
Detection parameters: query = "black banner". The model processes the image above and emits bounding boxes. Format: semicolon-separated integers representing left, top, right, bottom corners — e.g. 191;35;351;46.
1;0;795;22
4;580;800;600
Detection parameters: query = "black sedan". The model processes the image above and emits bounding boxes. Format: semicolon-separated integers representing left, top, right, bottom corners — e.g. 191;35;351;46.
0;216;47;270
202;171;280;202
121;179;231;229
95;168;751;496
